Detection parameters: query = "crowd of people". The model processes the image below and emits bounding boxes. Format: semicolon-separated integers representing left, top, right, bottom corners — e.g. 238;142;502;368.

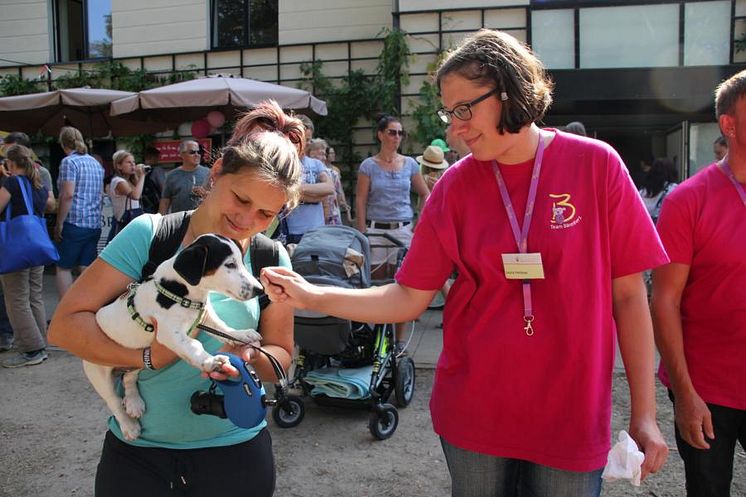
0;26;744;497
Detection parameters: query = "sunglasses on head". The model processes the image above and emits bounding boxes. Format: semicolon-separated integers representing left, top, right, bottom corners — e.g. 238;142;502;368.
385;129;406;137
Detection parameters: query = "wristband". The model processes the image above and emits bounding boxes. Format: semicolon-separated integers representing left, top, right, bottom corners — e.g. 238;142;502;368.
143;346;156;370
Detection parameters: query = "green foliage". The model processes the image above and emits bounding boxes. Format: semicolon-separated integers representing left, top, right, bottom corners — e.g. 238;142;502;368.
736;34;746;53
116;134;160;161
0;74;46;96
409;55;447;149
375;27;411;116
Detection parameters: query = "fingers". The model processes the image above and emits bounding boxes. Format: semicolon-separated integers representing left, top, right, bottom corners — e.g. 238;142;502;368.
639;440;669;480
702;411;715;441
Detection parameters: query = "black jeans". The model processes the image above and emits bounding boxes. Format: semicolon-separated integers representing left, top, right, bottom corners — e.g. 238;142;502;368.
669;390;746;497
95;429;275;496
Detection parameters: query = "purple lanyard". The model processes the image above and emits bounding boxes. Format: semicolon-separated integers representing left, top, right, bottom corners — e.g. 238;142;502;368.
492;135;545;336
719;160;746;207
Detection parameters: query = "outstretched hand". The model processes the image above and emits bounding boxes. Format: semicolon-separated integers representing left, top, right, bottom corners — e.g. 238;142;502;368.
260;266;319;309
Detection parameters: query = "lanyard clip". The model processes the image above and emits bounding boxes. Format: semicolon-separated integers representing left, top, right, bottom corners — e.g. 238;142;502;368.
523;315;535;337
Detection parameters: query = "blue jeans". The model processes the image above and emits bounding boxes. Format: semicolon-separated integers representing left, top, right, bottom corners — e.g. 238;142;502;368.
440;438;603;497
670;390;746;497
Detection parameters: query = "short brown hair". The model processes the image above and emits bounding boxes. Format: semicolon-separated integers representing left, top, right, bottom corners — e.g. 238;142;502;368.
715;69;746;120
436;29;553;134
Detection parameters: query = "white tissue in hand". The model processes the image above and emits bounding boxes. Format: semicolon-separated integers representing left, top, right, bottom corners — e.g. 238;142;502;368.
602;430;645;486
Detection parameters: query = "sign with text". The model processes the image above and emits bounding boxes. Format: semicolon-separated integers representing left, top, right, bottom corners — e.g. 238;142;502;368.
153;138;212;164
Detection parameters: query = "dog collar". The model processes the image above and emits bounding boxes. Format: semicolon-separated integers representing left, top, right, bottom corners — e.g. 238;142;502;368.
125;282;207;336
154;281;206;310
126;284;156;333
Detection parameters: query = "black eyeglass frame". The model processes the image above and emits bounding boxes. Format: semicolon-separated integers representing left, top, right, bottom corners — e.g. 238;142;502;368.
384;129;406;137
437;88;500;124
182;150;201;155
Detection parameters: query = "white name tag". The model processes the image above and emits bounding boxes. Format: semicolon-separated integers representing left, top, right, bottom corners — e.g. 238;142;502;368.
501;253;545;280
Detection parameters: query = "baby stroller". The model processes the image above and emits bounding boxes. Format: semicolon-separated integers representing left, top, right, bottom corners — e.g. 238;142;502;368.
271;225;415;440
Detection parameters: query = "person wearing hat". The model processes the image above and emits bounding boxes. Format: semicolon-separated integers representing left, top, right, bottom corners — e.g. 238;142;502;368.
418;144;450;191
431;137;461;166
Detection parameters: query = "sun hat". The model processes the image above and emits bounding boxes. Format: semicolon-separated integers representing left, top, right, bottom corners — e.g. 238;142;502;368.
417;145;449;170
429;138;450;152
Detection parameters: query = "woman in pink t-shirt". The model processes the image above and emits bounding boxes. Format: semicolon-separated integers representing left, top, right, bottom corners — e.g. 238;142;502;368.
262;29;668;497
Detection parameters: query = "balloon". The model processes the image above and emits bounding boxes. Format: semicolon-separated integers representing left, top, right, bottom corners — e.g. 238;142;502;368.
206;110;226;128
191;119;210;138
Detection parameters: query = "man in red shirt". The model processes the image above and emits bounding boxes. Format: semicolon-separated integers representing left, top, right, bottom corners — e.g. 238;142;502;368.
653;69;746;497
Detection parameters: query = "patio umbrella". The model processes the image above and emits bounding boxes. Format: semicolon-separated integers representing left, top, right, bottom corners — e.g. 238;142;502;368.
0;88;173;137
109;76;328;126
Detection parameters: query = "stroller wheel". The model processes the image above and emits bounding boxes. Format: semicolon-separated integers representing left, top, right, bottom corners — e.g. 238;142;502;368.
369;403;399;440
272;396;305;428
394;356;416;408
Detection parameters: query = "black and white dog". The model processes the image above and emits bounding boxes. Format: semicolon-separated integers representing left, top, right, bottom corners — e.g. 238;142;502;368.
84;234;263;440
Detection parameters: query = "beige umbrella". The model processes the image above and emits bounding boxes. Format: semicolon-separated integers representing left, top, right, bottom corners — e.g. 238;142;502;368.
0;88;172;137
110;76;328;124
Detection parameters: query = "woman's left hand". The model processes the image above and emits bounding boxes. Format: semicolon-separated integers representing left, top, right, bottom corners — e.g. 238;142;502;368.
629;417;669;480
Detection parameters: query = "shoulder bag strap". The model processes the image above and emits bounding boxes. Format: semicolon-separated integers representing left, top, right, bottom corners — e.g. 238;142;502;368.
141;211;192;280
250;233;280;311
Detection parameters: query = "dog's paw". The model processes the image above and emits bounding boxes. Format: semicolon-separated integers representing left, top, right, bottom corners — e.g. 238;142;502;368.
123;395;146;419
119;417;142;441
202;354;230;372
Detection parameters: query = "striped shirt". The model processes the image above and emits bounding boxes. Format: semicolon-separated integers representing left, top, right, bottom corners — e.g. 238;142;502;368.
58;152;104;229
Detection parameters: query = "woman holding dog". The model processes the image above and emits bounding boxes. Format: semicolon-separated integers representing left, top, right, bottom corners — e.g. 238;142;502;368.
262;29;669;497
49;100;303;497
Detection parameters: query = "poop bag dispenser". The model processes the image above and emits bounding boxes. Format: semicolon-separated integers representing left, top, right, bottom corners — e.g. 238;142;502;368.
191;353;267;429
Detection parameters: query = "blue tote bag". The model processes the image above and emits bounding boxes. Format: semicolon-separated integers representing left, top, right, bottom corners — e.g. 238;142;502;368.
0;176;59;274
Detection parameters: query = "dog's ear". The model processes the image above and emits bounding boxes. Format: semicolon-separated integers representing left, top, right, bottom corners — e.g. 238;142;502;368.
172;243;208;286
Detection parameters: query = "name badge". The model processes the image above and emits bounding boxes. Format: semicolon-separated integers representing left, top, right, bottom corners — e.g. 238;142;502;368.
502;253;545;280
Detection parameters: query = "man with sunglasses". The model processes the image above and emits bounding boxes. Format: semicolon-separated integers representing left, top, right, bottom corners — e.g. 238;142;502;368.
158;140;210;214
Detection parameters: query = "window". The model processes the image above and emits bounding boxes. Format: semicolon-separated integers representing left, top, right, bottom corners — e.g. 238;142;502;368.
54;0;112;62
211;0;279;49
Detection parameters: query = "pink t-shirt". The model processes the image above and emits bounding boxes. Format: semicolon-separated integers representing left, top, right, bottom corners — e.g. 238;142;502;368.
656;163;746;410
396;130;668;472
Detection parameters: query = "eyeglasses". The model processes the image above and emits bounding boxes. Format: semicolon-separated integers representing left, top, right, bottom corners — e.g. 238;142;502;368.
437;88;500;124
385;129;406;137
183;150;200;155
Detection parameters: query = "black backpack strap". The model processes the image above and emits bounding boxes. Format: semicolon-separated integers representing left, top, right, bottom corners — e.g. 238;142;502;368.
250;233;280;310
141;211;192;280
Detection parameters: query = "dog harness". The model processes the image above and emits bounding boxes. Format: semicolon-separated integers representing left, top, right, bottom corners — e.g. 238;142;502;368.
125;281;206;334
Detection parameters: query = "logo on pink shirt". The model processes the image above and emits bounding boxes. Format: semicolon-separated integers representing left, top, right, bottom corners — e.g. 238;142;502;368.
549;193;582;229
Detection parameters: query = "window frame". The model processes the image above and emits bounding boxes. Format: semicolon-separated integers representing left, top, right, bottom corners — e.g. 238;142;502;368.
53;0;112;63
210;0;279;50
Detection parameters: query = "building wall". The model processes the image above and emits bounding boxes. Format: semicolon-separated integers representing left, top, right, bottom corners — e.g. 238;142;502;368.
279;0;392;45
0;0;50;67
112;0;208;59
399;0;527;11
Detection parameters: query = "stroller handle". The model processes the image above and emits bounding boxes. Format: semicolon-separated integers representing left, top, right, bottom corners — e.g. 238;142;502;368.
364;231;405;247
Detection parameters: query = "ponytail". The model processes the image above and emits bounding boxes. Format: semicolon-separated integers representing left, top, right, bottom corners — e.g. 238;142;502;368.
59;126;88;154
5;144;42;189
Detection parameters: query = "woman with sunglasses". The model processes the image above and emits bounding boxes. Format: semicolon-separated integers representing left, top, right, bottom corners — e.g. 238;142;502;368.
355;114;429;354
262;29;668;496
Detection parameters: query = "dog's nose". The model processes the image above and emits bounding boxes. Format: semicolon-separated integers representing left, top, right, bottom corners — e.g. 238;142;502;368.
240;278;264;300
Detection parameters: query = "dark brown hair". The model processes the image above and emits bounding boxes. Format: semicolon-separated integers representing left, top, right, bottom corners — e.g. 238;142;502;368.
436;29;553;134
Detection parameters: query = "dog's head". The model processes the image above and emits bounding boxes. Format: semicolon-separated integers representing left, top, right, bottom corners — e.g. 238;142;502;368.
171;234;262;301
